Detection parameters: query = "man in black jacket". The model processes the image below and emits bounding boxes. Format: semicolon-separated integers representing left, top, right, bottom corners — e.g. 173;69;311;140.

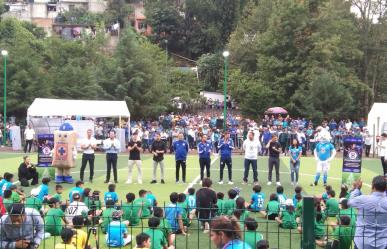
151;133;167;184
18;156;38;187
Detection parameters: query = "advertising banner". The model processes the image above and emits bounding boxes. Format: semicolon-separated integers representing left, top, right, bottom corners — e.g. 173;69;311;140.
37;134;54;167
342;136;363;185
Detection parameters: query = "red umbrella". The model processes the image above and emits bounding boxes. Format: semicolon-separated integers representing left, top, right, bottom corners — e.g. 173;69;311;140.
265;107;288;115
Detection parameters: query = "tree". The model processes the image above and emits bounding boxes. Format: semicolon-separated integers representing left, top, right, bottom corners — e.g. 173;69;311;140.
197;53;223;91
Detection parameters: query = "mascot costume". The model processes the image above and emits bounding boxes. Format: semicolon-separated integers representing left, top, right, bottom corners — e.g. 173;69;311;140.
312;131;336;186
52;123;77;183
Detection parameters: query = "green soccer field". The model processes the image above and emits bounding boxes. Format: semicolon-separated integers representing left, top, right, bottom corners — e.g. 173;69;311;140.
0;152;383;249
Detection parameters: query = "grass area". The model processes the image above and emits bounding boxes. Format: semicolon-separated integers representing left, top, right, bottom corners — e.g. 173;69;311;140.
0;152;383;249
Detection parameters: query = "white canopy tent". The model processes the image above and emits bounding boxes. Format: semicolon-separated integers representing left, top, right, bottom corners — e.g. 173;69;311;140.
367;102;387;155
27;98;130;118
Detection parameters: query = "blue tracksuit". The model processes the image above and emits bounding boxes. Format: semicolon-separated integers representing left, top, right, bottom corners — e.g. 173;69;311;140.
198;142;212;159
173;140;189;161
218;139;234;159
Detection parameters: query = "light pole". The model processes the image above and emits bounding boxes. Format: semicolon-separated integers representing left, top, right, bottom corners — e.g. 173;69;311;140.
1;50;7;146
165;39;168;82
222;50;229;131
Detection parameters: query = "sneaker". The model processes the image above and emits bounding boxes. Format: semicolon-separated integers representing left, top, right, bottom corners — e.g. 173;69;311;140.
138;180;142;184
253;181;258;186
242;181;247;185
126;179;132;184
276;182;281;186
104;180;109;183
161;179;165;184
150;180;157;184
310;182;318;187
199;180;202;185
228;181;234;185
89;179;93;183
218;181;224;185
267;181;272;186
114;180;118;184
323;183;327;187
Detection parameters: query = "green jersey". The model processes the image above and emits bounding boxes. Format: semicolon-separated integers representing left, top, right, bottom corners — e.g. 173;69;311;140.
11;192;20;203
326;198;339;217
25;197;43;212
122;202;140;226
296;200;303;217
337;208;357;225
216;199;226;216
53;193;62;202
314;219;326;239
244;230;263;249
144;228;167;249
177;202;189;226
239;210;249;223
159;218;172;239
133;197;152;218
280;211;297;229
224;199;236;215
101;208;115;233
45;208;64;236
266;200;280;216
332;225;355;249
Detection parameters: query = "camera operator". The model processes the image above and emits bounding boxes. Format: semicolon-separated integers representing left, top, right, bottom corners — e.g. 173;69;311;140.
18;156;38;187
0;203;45;249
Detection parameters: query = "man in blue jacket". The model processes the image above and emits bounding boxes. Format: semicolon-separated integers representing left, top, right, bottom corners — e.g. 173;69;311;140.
218;131;234;185
173;132;189;183
198;134;212;182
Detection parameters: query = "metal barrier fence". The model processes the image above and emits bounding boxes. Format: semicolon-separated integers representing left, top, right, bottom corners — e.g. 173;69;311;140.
0;197;386;249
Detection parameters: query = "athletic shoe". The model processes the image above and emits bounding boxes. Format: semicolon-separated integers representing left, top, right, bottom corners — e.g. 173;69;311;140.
323;183;327;187
104;180;109;183
253;181;258;186
150;180;157;184
242;181;247;185
218;181;224;185
89;179;93;184
161;179;165;184
114;180;118;184
138;180;142;184
267;181;272;186
276;182;281;186
126;179;132;184
228;181;234;185
176;181;181;184
199;180;202;185
310;182;318;186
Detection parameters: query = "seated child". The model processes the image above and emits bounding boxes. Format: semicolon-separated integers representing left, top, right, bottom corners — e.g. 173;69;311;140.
275;199;297;229
224;189;238;215
165;192;186;235
101;200;118;234
292;186;302;206
186;188;196;219
106;210;132;247
53;184;63;203
256;240;270;249
1;173;14;195
45;198;66;236
335;198;356;227
266;193;280;220
10;185;23;203
297;211;327;247
133;189;152;218
177;193;190;226
37;177;50;202
276;186;287;210
68;181;84;202
82;188;92;207
146;191;158;207
233;197;249;223
249;184;265;214
216;192;225;216
55;228;76;249
25;188;42;212
243;217;263;249
3;190;13;212
331;216;354;249
325;190;339;217
295;193;303;222
72;215;88;249
135;233;151;249
122;192;137;225
339;184;350;199
153;207;174;247
322;185;332;203
104;184;119;204
144;217;168;249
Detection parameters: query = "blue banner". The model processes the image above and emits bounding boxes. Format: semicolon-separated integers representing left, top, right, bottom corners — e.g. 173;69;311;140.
342;136;363;184
37;134;54;167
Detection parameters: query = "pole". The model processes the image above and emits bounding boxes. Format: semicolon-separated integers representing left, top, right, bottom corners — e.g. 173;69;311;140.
302;196;315;249
3;55;6;146
165;39;168;83
223;56;228;131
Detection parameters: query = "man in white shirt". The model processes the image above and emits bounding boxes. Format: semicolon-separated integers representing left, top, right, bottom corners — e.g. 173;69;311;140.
379;133;387;176
80;129;97;183
242;131;262;184
65;193;89;224
24;125;35;153
363;129;372;157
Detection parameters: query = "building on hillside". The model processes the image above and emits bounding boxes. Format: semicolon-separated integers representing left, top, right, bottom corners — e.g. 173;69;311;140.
2;0;106;35
128;1;151;35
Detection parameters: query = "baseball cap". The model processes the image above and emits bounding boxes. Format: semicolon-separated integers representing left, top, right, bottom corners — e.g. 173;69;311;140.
285;199;294;206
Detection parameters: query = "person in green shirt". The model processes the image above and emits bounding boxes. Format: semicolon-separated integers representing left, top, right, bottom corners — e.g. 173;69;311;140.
216;192;225;216
2;190;14;212
233;197;249;224
121;192;137;225
52;184;63;203
295;194;303;220
331;216;354;249
325;190;339;217
100;200;117;234
133;189;152;218
224;189;237;216
275;199;297;229
10;185;22;203
177;193;190;226
153;207;174;247
25;188;43;212
243;217;263;249
335;198;357;226
266;193;280;220
45;197;67;236
144;217;168;249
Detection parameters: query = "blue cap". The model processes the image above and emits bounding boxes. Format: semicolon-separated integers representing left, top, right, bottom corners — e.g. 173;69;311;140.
59;123;74;131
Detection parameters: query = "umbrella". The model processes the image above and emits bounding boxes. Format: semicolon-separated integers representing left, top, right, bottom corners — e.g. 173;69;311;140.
265;107;288;115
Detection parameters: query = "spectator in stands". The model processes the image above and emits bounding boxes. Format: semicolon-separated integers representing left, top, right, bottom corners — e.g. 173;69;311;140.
210;216;251;249
348;176;387;249
0;203;45;249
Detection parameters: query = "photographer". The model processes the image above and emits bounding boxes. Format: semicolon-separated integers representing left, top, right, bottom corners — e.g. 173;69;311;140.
18;156;38;187
0;203;45;249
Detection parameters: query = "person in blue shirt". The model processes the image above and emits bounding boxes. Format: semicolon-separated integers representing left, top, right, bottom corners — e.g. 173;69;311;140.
276;185;287;210
186;188;196;212
146;191;157;207
37;177;50;201
0;173;11;196
218;131;234;185
165;192;186;235
106;210;132;247
289;139;302;186
0;173;14;197
68;181;84;202
173;132;189;183
104;183;119;204
249;184;265;214
210;216;252;249
312;134;336;186
292;185;303;206
197;135;212;182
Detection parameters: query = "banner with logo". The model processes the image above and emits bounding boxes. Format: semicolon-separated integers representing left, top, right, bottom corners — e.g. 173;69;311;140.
342;136;363;185
37;134;54;167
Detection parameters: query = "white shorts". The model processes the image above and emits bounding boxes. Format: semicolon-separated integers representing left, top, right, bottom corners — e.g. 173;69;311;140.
316;161;330;172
